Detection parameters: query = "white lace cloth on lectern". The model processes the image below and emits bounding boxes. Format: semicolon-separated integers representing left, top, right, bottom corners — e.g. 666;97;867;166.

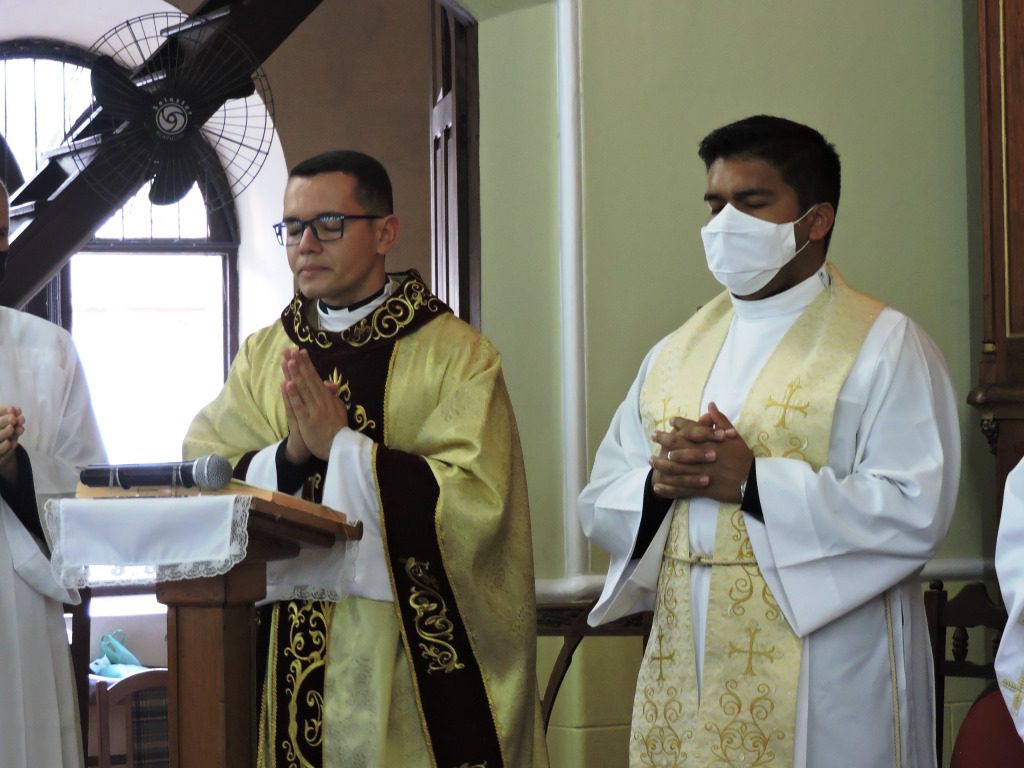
44;495;250;587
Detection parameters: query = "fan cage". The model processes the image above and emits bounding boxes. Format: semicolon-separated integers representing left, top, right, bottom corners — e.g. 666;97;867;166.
70;11;274;212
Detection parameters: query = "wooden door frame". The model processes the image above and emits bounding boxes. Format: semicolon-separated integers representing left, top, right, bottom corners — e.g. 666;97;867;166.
430;0;480;329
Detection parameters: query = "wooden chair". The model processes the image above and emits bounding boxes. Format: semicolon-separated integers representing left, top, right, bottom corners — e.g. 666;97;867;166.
536;600;652;731
924;580;1008;766
94;668;169;768
64;587;92;757
948;684;1024;767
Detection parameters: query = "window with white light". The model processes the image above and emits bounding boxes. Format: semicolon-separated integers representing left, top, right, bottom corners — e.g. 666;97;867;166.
0;40;239;464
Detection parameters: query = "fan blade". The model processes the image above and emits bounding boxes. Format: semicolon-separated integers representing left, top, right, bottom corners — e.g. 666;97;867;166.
175;51;257;118
91;56;149;121
222;76;257;102
149;143;199;205
136;37;185;84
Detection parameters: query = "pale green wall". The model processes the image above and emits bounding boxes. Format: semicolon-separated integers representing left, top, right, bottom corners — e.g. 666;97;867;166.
475;3;565;578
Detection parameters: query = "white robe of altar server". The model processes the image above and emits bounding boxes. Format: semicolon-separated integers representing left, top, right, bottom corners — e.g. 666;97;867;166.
995;459;1024;740
0;307;105;768
580;268;960;767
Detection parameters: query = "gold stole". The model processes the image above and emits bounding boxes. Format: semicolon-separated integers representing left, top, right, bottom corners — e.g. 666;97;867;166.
632;268;882;767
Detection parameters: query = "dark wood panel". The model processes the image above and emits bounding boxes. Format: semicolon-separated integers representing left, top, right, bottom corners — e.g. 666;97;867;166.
971;0;1024;500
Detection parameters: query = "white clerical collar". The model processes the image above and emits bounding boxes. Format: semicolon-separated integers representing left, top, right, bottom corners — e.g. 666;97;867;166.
730;263;830;321
317;279;394;332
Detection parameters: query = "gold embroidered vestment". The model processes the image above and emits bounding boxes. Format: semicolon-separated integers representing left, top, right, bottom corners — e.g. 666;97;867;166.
633;269;883;767
184;271;549;768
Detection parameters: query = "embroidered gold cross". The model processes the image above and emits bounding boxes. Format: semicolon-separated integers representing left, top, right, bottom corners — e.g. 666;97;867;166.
727;625;776;676
766;379;810;429
1002;670;1024;713
653;396;674;432
650;630;675;683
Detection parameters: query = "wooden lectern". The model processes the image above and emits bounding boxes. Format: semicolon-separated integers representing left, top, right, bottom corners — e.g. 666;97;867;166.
86;491;362;768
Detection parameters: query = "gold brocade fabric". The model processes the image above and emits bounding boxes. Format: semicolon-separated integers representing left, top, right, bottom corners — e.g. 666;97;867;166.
633;266;882;767
184;272;548;768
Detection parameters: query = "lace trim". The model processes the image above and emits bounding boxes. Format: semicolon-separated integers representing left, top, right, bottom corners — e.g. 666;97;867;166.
44;496;252;588
264;539;357;604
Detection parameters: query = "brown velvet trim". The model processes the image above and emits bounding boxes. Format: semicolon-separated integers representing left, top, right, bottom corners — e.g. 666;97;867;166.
233;450;257;481
264;599;330;768
376;446;504;768
282;269;450;354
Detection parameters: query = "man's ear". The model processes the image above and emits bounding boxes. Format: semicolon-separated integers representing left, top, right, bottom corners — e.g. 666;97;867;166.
376;214;401;255
807;203;836;242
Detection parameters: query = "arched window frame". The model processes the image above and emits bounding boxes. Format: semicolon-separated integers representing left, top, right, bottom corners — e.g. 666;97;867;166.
0;38;241;374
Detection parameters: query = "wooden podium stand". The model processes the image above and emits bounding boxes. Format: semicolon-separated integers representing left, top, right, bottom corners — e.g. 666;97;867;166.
144;494;361;768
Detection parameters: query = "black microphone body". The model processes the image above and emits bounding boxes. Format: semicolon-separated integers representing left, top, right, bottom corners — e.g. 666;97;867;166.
80;454;233;491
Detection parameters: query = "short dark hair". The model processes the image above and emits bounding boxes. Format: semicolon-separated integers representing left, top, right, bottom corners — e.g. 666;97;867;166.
698;116;841;247
289;150;393;214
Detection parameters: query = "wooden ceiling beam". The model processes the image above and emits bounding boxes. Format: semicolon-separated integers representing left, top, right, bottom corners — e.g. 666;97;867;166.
1;0;322;309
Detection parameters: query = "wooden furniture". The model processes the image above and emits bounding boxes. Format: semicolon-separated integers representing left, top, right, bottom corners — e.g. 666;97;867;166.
536;601;652;731
63;491;360;768
948;686;1024;768
969;1;1024;496
65;588;92;758
924;580;1008;765
95;669;170;768
151;495;358;768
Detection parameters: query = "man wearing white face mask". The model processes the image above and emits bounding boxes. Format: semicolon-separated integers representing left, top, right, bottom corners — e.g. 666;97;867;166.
580;115;959;767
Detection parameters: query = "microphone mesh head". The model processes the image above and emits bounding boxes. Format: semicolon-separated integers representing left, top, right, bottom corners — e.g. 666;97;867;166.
194;454;232;490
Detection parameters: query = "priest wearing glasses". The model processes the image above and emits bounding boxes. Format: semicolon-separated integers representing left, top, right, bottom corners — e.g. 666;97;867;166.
186;150;549;768
580;116;960;768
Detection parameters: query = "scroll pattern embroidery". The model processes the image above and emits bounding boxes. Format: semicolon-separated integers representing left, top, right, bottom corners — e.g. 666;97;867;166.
329;368;376;433
347;279;441;348
403;557;465;674
705;679;786;767
286;274;443;351
290;293;333;350
281;601;332;768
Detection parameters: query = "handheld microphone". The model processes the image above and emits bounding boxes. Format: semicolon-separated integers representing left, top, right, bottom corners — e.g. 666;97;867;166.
79;454;233;491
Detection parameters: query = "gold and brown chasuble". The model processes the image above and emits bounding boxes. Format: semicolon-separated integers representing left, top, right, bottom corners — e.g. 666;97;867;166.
185;269;547;768
201;272;513;768
633;267;882;767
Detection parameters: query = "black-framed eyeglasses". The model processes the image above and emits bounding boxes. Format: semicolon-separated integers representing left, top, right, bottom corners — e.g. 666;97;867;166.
272;213;383;246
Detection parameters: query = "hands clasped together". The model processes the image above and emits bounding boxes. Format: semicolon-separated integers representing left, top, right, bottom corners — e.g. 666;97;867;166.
0;405;25;484
649;402;753;503
281;348;349;464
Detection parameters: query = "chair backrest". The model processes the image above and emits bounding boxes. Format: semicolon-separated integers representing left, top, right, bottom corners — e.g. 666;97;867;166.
537;600;652;732
924;580;1008;766
949;686;1024;768
94;668;169;768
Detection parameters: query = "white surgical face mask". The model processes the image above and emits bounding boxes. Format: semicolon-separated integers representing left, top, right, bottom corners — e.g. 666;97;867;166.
701;204;815;296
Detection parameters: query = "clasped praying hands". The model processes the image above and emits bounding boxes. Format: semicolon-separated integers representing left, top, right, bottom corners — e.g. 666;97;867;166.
281;347;349;463
649;402;753;503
